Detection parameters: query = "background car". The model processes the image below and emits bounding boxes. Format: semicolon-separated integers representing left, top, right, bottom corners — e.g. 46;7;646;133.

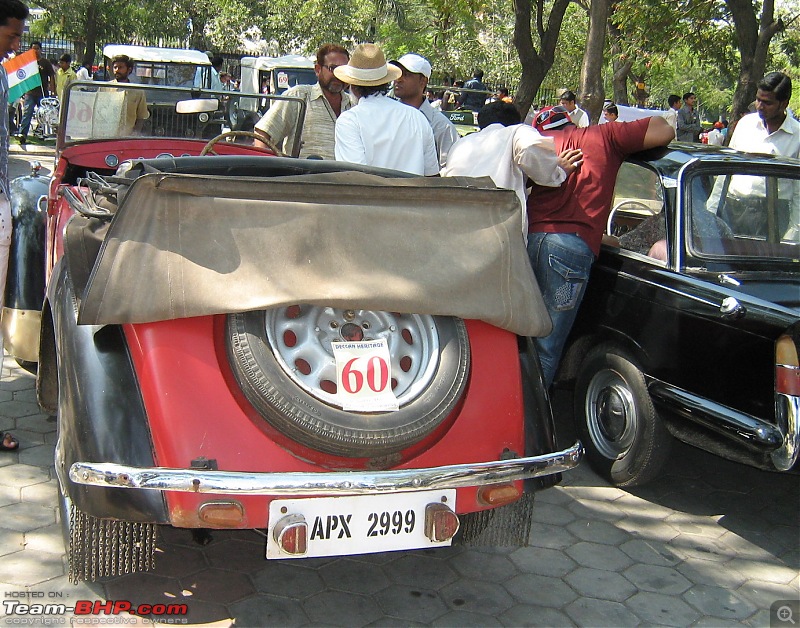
559;143;799;487
5;79;580;583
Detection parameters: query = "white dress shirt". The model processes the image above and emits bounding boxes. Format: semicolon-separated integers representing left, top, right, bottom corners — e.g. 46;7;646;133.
441;123;567;233
729;111;800;159
335;94;439;175
419;98;459;167
568;107;590;128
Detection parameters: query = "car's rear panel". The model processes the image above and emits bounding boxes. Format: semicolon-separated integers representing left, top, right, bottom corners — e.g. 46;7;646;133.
123;317;525;525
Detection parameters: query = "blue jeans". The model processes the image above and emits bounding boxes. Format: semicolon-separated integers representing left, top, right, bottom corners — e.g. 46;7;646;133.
527;232;594;388
18;92;41;138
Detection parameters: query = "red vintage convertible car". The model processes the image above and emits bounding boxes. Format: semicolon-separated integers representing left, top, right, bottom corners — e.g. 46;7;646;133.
4;80;580;583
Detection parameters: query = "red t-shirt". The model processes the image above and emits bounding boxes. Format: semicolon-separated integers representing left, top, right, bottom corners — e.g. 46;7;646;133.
527;118;650;256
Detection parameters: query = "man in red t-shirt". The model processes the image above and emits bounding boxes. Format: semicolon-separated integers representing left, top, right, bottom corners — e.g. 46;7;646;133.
526;106;674;388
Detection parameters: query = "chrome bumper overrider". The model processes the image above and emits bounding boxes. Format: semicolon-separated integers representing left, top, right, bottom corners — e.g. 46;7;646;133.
69;442;583;496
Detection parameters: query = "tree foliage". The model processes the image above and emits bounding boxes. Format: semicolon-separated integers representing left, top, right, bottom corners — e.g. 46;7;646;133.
30;0;800;124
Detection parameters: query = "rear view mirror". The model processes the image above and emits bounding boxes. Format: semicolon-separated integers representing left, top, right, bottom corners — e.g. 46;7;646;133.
176;98;219;114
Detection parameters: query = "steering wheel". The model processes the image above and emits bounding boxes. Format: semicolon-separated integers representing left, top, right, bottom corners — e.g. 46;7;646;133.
606;200;660;237
200;131;283;156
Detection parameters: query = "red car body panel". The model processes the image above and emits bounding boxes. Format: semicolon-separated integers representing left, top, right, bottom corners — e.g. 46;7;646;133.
124;317;525;528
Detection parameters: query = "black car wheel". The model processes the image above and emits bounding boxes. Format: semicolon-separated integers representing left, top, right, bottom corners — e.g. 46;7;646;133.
227;306;470;459
574;345;671;486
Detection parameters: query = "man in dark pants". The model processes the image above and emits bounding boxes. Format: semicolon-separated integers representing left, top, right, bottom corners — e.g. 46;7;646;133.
16;40;54;144
527;106;675;389
0;0;29;451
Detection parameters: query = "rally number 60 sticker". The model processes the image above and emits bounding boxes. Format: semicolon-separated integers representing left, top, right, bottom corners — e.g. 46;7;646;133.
332;339;399;412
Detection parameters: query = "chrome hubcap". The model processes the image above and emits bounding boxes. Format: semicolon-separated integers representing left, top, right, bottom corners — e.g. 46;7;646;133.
264;306;440;409
585;370;637;459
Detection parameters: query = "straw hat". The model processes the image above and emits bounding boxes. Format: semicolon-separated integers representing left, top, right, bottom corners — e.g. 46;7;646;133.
333;43;401;87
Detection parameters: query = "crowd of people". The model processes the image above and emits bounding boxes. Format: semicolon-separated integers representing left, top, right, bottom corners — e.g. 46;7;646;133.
252;42;799;390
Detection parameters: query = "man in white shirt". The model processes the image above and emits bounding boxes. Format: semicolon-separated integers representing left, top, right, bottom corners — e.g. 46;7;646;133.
710;71;800;240
441;100;583;235
334;43;438;175
390;53;459;167
76;62;91;81
559;90;589;127
663;94;681;132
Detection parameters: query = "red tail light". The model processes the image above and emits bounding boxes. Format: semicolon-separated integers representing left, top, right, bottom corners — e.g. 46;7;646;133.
272;514;308;556
424;503;460;542
776;336;800;396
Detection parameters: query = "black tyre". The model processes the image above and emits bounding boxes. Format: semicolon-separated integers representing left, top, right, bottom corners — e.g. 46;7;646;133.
574;344;671;487
227;306;470;459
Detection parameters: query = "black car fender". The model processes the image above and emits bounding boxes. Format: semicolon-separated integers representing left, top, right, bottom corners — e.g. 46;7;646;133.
2;171;49;362
519;336;562;490
43;259;168;523
559;325;651;385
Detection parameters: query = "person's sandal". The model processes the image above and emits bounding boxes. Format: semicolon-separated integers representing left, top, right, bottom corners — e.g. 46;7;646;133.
0;432;19;451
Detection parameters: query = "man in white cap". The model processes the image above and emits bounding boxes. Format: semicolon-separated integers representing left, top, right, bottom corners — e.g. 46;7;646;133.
390;53;458;167
333;43;438;175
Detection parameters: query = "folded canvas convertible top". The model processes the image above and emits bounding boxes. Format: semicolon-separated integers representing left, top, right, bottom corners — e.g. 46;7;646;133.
76;170;552;337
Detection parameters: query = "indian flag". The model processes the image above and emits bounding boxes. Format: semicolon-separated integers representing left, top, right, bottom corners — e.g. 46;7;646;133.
2;50;42;102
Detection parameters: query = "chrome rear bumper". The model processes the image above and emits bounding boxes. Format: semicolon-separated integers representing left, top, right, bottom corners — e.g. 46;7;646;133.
69;442;583;496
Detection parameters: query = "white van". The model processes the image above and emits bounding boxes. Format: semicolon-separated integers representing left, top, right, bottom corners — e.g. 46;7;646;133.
102;45;212;89
233;55;316;130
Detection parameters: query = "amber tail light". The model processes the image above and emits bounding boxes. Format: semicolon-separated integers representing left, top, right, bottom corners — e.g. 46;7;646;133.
776;336;800;396
477;483;521;507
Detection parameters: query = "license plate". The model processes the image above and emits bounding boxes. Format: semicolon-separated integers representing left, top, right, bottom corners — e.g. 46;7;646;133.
266;490;457;559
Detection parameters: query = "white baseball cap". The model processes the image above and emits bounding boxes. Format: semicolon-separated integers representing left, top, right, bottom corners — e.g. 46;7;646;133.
391;53;432;79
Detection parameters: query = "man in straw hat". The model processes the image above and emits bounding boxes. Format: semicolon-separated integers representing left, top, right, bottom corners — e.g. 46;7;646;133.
333;43;438;175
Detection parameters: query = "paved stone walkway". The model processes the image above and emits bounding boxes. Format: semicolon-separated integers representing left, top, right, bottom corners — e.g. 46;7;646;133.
0;360;796;627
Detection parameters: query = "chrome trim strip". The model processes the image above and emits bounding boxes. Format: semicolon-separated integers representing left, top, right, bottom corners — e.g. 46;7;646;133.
615;271;721;308
772;392;800;471
69;443;583;495
648;379;783;448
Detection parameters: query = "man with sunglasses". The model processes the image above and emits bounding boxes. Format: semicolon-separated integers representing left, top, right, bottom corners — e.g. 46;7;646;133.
255;44;353;159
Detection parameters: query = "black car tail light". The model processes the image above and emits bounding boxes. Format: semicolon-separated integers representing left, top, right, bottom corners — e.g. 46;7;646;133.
775;335;800;396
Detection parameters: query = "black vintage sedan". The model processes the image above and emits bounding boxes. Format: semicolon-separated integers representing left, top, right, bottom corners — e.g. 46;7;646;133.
559;143;799;487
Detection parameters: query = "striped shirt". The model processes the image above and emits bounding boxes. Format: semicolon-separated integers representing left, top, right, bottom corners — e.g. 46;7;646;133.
256;83;352;160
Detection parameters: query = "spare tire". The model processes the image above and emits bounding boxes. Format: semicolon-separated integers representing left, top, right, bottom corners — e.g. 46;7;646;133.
227;306;470;459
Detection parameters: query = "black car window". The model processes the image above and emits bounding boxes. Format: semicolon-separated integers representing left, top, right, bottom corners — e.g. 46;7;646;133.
612;162;663;217
688;170;800;260
612;162;667;257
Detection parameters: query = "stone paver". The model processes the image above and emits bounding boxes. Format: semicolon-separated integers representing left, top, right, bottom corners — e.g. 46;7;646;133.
0;310;796;627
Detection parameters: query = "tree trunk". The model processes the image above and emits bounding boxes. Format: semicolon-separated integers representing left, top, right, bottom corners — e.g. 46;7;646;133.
608;21;632;105
81;2;98;68
512;0;571;117
727;0;784;123
579;0;611;123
